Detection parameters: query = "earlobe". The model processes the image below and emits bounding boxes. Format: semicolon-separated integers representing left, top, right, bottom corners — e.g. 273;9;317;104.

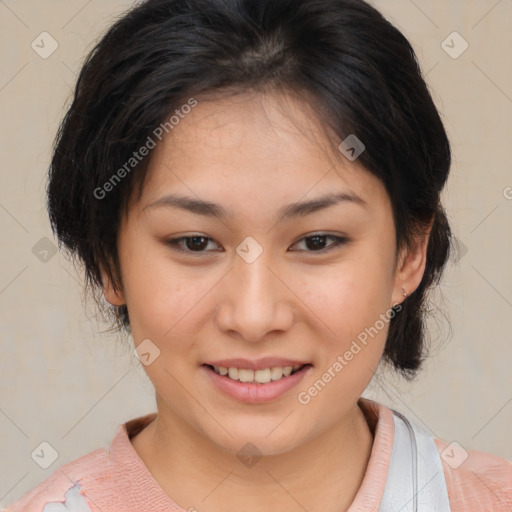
100;266;126;306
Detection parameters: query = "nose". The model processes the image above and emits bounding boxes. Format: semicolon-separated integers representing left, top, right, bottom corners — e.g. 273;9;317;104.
215;250;295;343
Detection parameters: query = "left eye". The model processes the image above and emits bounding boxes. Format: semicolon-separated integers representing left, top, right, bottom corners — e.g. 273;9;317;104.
291;234;348;252
165;233;348;254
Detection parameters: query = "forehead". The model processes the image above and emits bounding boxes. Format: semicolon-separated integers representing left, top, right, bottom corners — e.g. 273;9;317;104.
137;89;390;218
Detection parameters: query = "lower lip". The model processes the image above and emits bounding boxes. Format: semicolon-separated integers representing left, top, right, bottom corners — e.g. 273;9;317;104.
201;364;313;404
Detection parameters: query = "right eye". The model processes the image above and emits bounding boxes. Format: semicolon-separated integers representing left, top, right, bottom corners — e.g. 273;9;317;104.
165;235;222;254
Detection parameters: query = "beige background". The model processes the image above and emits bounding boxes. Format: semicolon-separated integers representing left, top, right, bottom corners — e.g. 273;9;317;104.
1;0;511;506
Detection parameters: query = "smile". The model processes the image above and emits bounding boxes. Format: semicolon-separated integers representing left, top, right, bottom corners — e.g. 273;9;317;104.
207;364;306;384
201;363;313;403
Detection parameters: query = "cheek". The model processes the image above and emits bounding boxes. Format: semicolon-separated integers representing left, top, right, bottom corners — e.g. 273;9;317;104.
118;245;191;334
296;257;391;330
126;272;205;336
293;257;393;384
122;256;232;358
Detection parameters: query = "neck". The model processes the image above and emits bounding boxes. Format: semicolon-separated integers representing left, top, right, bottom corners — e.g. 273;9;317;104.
131;398;375;512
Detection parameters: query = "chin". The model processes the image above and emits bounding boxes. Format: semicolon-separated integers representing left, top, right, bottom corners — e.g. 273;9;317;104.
205;420;307;458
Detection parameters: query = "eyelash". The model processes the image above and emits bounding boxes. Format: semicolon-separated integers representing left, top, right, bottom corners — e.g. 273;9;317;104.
165;233;349;255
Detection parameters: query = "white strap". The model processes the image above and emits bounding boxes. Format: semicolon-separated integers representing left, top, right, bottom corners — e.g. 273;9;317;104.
379;410;452;512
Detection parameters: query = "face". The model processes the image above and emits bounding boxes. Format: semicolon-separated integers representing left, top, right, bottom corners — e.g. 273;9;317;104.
103;89;429;456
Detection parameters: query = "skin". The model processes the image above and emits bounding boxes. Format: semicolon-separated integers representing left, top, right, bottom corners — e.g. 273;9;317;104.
102;89;432;512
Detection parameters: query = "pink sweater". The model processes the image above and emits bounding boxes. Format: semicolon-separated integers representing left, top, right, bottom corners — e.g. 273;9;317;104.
4;398;512;511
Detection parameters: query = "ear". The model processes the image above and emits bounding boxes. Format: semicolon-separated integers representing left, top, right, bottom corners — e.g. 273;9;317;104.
100;265;126;306
391;217;434;307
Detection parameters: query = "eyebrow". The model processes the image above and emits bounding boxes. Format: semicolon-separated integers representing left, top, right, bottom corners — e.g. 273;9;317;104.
142;192;367;221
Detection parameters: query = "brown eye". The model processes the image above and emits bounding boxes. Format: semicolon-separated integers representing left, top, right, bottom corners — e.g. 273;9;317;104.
290;234;349;253
184;236;209;251
165;235;220;253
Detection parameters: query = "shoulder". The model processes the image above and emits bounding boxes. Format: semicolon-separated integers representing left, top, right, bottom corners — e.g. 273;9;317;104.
364;399;512;511
434;437;512;511
2;446;111;512
2;414;158;512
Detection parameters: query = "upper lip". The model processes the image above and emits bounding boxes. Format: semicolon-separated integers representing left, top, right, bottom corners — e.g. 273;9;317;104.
203;358;311;370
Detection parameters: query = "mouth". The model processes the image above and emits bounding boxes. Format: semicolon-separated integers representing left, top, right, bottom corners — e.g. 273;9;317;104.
203;363;311;384
201;362;313;404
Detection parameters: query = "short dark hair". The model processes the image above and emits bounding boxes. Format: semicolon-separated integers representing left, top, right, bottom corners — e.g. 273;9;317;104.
47;0;452;378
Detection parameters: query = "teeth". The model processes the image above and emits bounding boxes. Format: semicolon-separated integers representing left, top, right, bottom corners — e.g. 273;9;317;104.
212;364;303;383
238;368;254;382
270;367;283;381
255;368;271;383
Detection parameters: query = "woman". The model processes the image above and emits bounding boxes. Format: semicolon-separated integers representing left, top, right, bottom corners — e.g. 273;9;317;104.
5;0;511;511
